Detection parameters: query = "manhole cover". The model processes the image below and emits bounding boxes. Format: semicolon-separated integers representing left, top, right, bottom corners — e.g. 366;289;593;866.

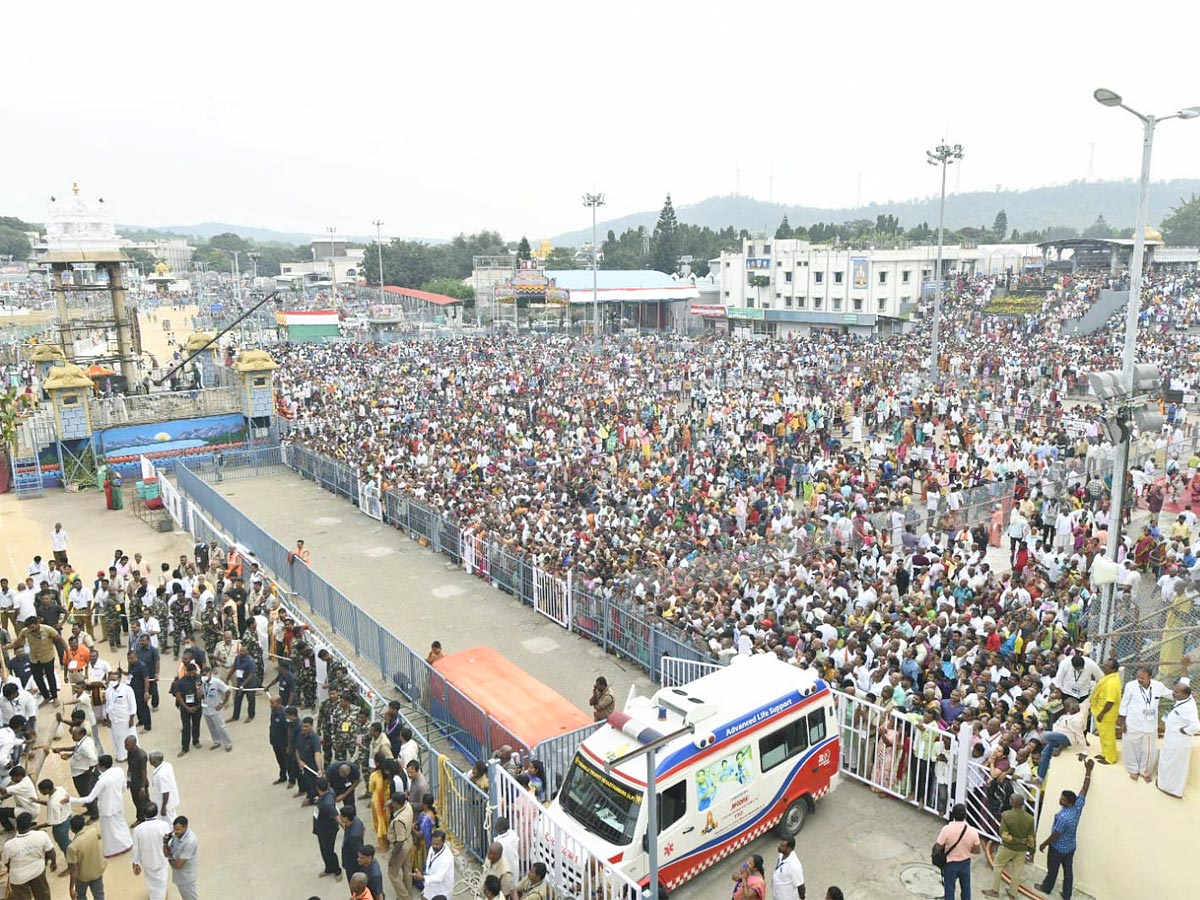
898;863;944;898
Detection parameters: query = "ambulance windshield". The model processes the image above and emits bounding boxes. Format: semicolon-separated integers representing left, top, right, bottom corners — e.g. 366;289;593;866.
559;752;643;846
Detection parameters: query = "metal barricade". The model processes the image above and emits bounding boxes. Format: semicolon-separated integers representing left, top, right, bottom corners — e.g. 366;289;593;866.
606;602;652;669
488;765;642;900
533;568;572;629
531;723;603;799
436;756;489;863
427;675;492;762
832;691;955;819
658;655;724;688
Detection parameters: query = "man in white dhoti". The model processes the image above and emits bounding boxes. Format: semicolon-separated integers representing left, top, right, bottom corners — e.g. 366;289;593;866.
131;801;172;900
1118;665;1171;782
1156;678;1200;798
104;669;138;763
423;828;455;900
148;751;180;821
72;754;133;856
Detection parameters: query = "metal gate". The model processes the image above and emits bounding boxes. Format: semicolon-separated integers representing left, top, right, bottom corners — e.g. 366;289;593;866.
462;529;488;578
829;690;1042;835
533;569;573;629
357;480;383;521
659;655;724;688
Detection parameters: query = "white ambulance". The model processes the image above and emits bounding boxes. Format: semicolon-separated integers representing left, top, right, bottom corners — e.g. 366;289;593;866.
548;655;840;894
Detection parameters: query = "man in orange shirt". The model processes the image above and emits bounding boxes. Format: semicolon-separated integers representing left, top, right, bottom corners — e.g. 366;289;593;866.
62;636;91;687
292;540;312;565
225;546;243;581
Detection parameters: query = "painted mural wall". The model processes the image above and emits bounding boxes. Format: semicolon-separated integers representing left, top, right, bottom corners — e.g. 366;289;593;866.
97;413;246;464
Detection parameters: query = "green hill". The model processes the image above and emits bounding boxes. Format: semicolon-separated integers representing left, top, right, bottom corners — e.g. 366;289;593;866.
546;179;1200;246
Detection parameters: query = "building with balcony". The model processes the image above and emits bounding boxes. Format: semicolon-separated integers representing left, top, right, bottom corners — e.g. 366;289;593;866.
710;237;1041;337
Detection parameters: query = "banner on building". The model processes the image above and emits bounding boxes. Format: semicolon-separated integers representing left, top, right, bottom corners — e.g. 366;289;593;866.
851;257;869;290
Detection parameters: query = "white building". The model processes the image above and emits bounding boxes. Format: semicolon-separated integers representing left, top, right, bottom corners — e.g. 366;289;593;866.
712;237;1041;337
42;184;120;254
277;237;365;287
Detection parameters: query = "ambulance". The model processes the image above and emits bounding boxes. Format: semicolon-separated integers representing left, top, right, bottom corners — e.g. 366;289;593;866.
547;655;840;894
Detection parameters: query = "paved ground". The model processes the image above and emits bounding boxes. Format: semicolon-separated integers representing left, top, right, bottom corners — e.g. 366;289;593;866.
207;471;657;721
0;488;397;900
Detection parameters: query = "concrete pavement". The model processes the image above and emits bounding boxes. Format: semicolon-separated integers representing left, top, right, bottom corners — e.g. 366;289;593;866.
0;487;399;900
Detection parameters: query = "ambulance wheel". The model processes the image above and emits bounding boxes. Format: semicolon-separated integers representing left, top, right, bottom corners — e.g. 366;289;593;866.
778;796;812;836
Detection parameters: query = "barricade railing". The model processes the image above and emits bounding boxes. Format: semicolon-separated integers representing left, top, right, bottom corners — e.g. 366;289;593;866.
531;722;603;799
177;459;529;771
659;655;724;688
182;492;487;859
831;690;1043;839
488;764;642;900
436;756;490;863
833;691;957;820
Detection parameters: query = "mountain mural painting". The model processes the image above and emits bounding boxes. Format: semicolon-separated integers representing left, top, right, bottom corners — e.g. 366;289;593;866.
97;413;247;464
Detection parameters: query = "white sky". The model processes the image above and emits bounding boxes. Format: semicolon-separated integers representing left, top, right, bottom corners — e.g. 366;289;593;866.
5;0;1199;241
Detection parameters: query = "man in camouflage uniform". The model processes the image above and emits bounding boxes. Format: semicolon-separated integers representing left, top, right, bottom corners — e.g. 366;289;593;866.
168;587;194;659
317;684;341;763
103;588;124;650
292;641;317;709
200;594;222;657
353;707;373;776
240;620;264;682
151;588;171;649
330;690;360;762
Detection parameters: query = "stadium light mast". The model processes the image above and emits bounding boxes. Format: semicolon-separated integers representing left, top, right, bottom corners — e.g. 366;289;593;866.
926;140;963;384
1092;87;1198;652
583;192;606;348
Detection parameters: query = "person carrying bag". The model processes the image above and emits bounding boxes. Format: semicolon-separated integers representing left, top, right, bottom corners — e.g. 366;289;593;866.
932;803;981;900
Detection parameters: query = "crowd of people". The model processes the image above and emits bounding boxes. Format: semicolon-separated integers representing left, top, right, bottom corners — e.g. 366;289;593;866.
260;267;1200;899
0;528;214;899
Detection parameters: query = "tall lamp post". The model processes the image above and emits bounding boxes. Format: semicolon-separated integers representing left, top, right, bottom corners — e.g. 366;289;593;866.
583;192;605;348
326;226;338;302
372;219;385;296
1092;88;1199;653
926;141;963;383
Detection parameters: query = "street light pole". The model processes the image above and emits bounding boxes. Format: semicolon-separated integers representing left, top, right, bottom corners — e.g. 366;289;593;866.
372;219;385;298
926;141;963;384
326;226;338;303
583;193;605;348
1093;88;1200;653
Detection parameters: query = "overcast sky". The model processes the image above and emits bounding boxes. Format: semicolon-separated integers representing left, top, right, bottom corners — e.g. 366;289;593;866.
6;1;1198;242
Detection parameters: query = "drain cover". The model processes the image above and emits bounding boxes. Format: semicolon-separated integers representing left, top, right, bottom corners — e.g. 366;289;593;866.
898;863;945;898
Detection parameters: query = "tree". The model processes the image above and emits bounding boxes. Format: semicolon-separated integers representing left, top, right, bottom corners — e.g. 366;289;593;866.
992;210;1008;241
1082;214;1116;240
0;226;32;260
516;236;532;261
1161;194;1200;246
650;194;680;274
775;215;793;240
545;246;579;269
208;232;251;253
420;277;475;301
123;247;159;272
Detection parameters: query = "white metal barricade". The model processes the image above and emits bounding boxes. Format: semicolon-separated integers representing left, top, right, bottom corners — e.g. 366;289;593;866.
357;480;383;521
832;689;959;820
490;765;642;900
658;655;724;688
533;569;573;629
461;529;488;578
160;475;185;527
